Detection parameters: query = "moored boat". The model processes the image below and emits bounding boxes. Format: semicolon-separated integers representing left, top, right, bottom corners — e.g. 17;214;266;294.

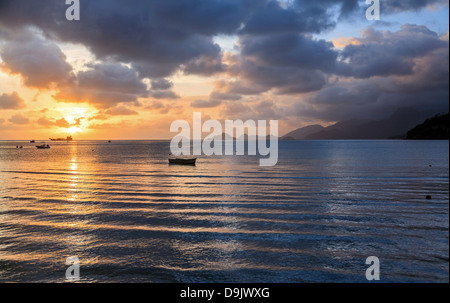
169;158;197;165
36;144;51;149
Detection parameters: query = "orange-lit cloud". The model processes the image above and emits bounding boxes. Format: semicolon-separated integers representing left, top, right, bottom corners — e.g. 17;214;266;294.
0;91;25;109
0;1;448;140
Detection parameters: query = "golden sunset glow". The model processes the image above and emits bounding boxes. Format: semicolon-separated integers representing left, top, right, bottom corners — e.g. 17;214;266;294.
0;0;448;286
0;1;448;141
67;126;82;134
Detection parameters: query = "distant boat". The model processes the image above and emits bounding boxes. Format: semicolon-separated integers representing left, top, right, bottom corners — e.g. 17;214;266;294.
50;136;72;141
36;144;51;149
30;140;35;143
169;158;197;165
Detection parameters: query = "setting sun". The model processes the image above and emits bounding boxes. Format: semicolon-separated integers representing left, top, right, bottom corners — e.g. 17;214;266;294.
67;126;82;134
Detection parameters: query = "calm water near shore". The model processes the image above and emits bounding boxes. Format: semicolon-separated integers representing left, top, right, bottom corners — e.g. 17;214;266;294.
0;140;448;282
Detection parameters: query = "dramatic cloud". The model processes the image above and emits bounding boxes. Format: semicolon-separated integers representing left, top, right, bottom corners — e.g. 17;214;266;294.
54;62;150;109
151;79;173;91
150;90;180;100
0;91;25;109
0;0;265;78
1;1;446;79
183;54;227;76
291;27;449;122
0;29;74;88
338;25;449;78
0;0;448;138
240;33;338;71
241;0;350;35
0;0;447;81
215;55;329;95
382;0;449;13
209;91;242;101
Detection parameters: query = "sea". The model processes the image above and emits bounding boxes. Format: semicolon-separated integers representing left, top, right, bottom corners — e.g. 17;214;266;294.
0;140;448;283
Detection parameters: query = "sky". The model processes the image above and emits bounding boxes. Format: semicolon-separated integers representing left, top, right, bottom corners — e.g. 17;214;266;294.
0;0;448;140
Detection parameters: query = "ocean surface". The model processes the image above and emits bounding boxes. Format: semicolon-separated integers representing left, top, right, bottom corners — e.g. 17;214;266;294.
0;140;448;283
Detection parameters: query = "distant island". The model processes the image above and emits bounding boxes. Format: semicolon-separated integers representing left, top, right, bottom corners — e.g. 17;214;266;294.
406;113;449;140
281;108;449;140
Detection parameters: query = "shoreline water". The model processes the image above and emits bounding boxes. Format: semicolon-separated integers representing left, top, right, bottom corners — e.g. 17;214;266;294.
0;140;448;283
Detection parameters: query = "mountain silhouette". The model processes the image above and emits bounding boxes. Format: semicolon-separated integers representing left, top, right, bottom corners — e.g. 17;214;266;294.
282;108;439;140
407;113;449;140
281;125;324;140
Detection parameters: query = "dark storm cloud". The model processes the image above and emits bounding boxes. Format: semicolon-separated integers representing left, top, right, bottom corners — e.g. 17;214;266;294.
240;0;448;37
0;0;380;80
0;0;267;78
292;29;449;122
0;29;74;88
240;61;329;94
0;0;446;80
77;63;148;96
0;27;153;109
183;54;227;76
149;78;180;100
294;0;361;16
217;30;337;96
338;25;449;78
0;0;448;122
292;0;447;19
241;0;335;35
382;0;449;13
54;62;150;109
150;90;180;100
216;46;330;95
296;82;449;123
151;79;173;91
240;33;338;71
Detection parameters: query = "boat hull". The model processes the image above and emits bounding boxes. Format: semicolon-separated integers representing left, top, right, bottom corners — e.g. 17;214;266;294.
169;158;197;165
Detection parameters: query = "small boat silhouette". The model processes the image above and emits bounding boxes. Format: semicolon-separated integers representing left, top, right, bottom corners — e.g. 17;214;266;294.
49;136;72;141
169;158;197;165
36;144;51;149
